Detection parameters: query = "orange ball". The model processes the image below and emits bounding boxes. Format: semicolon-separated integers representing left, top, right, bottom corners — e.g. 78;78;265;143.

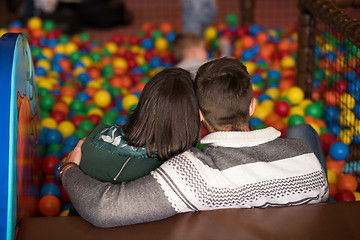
61;85;77;98
38;195;61;217
52;101;70;116
278;79;295;91
337;174;358;192
256;32;268;45
326;160;344;176
84;87;97;98
110;75;123;88
160;22;173;34
328;183;337;199
242;35;255;49
264;113;282;126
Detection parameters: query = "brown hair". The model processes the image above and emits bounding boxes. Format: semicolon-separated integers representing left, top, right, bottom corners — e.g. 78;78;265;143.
172;33;205;61
195;57;253;131
123;67;200;160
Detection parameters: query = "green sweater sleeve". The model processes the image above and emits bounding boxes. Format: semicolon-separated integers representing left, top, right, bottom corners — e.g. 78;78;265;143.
80;124;163;184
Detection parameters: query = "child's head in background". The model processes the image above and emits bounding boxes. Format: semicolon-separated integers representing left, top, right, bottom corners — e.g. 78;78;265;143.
172;33;208;62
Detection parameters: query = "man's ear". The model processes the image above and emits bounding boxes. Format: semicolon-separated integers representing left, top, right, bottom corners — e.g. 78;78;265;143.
249;98;256;117
199;110;205;122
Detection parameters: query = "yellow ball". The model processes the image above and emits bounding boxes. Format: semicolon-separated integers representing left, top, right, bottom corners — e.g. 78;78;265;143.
155;37;168;51
280;56;295;69
252;84;259;92
61;96;73;105
327;169;338;185
28;16;42;30
298;99;312;110
353;191;360;201
339;109;355;127
265;88;280;100
60;210;69;216
286;86;304;105
308;122;320;135
122;94;139;112
105;42;118;54
94;90;111;108
64;42;78;55
252;105;270;120
0;29;7;38
37;78;53;91
80;56;92;68
289;106;305;117
54;44;65;54
36;59;51;71
339;128;354;145
260;100;275;113
113;58;128;71
244;61;256;75
204;26;217;41
41;117;58;129
136;55;146;65
339;93;355;109
42;48;54;59
87;108;104;118
58;121;76;139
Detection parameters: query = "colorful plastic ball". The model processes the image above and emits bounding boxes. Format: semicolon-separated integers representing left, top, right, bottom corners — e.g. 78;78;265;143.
338;128;354;145
288;114;305;127
327;169;338;185
274;100;290;117
353;192;360;201
204;26;217;41
41;117;58;129
40;183;61;198
337;174;358;192
334;190;355;202
28;16;42;30
226;13;238;26
113;57;128;71
58;121;76;139
339;109;355;127
280;55;295;69
155;37;168;51
41;155;61;176
40;95;56;111
94;90;112;108
79;120;95;133
320;132;338;153
46;129;63;145
329;142;349;161
305;103;323;119
38;195;61;217
122;94;139;112
265;88;280;100
286;86;304;105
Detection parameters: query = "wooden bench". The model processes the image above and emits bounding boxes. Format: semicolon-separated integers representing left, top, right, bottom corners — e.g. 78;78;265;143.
17;201;359;240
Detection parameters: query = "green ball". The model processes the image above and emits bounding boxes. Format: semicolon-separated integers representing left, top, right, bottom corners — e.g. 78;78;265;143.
85;104;97;113
137;31;145;38
110;88;122;98
31;46;42;58
104;110;119;121
128;104;137;114
47;144;62;153
226;13;238;26
37;87;50;97
101;82;111;90
70;51;82;62
73;129;88;139
253;123;267;130
43;20;56;32
58;34;70;44
101;117;115;125
40;111;50;120
305;103;323;119
40;94;56;111
79;120;95;132
288;114;305;127
278;96;292;106
140;63;150;73
70;99;85;112
140;77;150;83
79;32;91;42
90;52;102;63
152;30;163;40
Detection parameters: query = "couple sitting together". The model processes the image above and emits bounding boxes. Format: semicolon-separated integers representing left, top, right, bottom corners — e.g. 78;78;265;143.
59;57;329;228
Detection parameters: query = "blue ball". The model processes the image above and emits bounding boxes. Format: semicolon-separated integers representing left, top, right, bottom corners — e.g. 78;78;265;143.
40;183;61;198
115;115;128;125
150;57;162;68
63;135;80;147
251;74;263;84
61;145;75;157
250;117;263;128
329;142;349;161
35;66;47;76
327;123;342;137
268;70;281;80
257;94;272;103
76;91;90;102
46;129;63;145
141;38;154;50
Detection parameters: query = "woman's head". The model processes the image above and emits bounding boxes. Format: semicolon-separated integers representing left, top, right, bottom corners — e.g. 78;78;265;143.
124;67;200;160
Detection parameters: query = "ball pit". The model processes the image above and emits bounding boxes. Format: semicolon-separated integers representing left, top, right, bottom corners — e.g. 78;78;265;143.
2;14;358;219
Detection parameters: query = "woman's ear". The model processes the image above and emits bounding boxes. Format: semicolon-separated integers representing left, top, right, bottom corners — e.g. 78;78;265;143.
249;98;256;117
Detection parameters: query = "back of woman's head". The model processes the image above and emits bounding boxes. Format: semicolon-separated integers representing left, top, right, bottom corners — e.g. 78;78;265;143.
123;67;200;160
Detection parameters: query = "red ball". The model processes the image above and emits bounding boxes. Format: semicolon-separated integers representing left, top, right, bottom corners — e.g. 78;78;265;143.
87;114;102;126
50;110;66;123
111;33;122;44
41;155;60;176
60;185;70;203
333;80;347;94
274;100;290;117
334;190;355;202
320;132;338;153
38;195;61;216
70;114;85;128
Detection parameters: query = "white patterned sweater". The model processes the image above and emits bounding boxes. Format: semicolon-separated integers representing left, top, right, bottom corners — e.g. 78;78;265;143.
64;127;329;228
152;127;329;212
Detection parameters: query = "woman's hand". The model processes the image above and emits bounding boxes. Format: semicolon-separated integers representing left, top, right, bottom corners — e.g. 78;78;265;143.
65;138;86;165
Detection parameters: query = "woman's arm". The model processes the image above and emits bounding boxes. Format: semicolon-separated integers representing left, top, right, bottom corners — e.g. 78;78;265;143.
62;140;177;228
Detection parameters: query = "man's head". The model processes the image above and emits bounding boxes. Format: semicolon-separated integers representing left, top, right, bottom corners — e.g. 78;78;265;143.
195;57;255;132
172;33;207;62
